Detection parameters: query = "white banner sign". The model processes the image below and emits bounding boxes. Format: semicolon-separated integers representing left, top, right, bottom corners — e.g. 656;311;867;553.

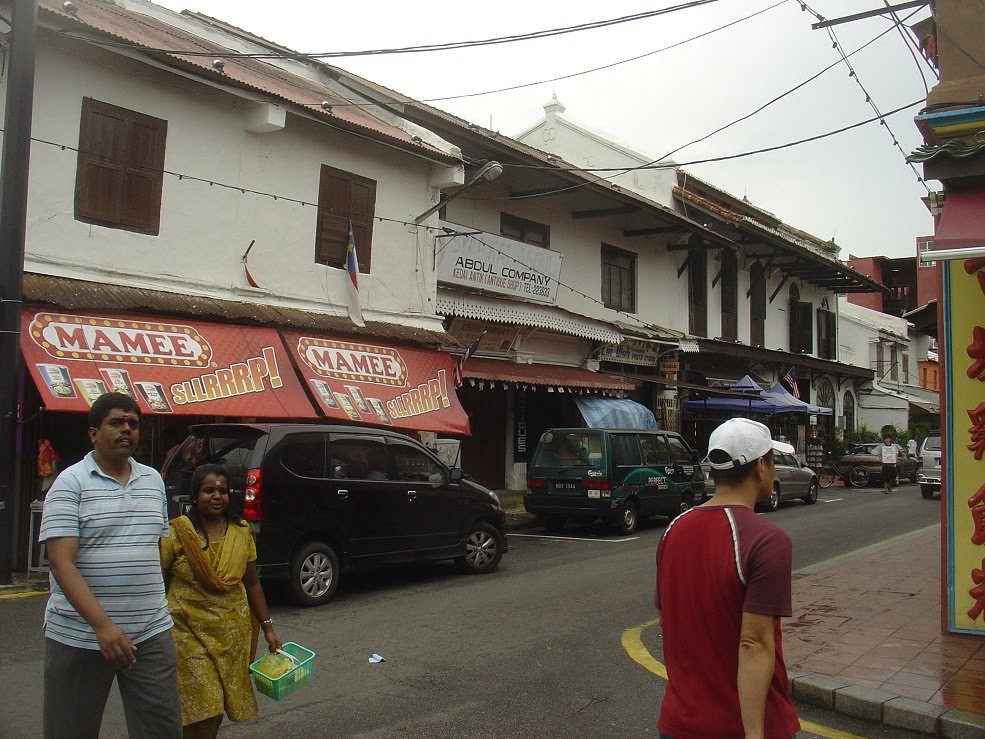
436;228;562;304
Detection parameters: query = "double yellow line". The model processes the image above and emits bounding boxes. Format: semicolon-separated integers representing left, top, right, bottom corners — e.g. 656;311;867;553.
621;618;863;739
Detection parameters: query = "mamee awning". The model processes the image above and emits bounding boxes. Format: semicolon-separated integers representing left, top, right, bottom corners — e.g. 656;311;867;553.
281;330;470;435
21;308;316;418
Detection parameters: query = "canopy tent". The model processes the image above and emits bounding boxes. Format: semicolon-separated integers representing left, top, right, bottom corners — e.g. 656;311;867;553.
574;396;656;429
682;375;782;414
763;383;834;416
682;375;834;416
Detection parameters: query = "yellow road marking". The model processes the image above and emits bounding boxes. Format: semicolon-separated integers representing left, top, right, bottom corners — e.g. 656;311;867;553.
0;589;47;600
622;618;865;739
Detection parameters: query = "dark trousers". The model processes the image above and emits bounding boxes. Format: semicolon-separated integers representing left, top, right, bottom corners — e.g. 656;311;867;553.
44;631;182;739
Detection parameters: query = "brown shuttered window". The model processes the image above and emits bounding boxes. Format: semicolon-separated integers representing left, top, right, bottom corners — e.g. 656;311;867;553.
75;98;167;235
601;243;636;313
720;250;738;342
315;164;376;270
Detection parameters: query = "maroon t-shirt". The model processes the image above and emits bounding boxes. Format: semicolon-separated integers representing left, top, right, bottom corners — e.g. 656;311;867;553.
654;505;800;739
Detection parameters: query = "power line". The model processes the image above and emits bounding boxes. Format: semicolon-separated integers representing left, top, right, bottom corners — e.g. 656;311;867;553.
66;0;724;60
487;100;921;202
414;1;788;104
801;1;929;192
506;15;912;176
881;0;935;93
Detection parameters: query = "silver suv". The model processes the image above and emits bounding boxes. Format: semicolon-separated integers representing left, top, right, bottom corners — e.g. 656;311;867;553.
918;434;941;499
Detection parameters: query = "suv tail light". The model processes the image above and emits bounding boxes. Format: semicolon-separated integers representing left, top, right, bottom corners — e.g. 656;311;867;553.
527;477;547;490
581;478;613;491
243;468;263;521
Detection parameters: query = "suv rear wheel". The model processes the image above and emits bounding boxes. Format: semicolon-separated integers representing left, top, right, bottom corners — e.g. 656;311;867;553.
616;500;638;535
289;542;340;607
455;523;504;574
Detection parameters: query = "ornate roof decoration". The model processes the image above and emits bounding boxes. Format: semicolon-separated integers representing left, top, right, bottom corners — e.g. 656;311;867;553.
908;138;985;163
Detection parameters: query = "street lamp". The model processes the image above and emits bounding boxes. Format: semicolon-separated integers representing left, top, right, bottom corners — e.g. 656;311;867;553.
414;160;503;224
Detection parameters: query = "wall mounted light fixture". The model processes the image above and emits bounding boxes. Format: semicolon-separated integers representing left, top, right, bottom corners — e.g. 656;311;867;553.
414;160;503;224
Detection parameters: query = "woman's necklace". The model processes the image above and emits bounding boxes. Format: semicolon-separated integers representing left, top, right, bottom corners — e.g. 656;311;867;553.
203;518;227;542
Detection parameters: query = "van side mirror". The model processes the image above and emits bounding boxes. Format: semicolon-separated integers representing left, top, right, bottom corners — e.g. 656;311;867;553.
449;467;463;482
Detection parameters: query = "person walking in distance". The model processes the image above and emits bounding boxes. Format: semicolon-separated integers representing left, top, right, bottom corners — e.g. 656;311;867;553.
880;435;899;495
907;434;918;460
39;392;182;739
654;418;800;739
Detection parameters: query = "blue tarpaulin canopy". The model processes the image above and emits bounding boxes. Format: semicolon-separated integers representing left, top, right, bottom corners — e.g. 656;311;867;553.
575;396;656;429
682;375;835;416
763;383;834;416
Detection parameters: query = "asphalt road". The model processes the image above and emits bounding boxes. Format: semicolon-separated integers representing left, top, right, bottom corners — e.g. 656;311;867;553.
0;481;939;738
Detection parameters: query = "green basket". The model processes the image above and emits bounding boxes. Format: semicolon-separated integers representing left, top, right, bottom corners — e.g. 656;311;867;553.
249;641;316;701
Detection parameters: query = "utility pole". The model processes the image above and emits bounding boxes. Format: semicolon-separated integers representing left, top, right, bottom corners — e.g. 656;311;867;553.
0;0;39;585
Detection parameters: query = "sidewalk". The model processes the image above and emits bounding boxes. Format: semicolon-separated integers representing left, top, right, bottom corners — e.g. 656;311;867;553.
496;491;985;737
784;524;985;737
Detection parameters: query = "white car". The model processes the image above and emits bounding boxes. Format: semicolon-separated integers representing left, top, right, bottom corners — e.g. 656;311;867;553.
918;434;942;499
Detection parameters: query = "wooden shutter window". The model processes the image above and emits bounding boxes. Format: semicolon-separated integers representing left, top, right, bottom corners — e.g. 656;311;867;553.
75;98;167;235
315;164;376;270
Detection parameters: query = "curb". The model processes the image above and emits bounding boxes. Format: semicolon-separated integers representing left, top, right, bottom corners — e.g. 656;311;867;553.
789;670;985;738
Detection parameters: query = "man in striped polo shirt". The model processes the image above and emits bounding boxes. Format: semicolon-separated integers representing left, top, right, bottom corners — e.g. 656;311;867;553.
40;392;181;738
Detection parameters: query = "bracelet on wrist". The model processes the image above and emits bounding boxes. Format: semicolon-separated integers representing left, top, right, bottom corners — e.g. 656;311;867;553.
261;618;272;626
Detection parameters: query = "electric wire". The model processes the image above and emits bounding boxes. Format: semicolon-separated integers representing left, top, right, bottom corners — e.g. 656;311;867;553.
19;130;859;341
480;100;921;202
63;0;724;59
505;14;916;175
882;0;933;94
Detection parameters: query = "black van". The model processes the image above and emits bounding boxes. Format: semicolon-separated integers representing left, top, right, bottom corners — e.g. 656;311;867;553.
162;424;507;606
524;428;705;534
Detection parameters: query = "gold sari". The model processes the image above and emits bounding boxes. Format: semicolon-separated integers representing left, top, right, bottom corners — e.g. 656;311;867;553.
161;517;259;726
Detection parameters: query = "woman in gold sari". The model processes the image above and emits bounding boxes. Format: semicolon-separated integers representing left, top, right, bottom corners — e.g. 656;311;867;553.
161;464;282;738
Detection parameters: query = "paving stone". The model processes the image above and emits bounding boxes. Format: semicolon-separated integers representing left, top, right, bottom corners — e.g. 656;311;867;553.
884;696;948;735
833;684;895;722
791;674;852;710
940;709;985;739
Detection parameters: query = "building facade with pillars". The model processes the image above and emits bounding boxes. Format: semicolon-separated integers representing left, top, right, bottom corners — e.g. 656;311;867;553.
518;102;884;465
3;0;475;571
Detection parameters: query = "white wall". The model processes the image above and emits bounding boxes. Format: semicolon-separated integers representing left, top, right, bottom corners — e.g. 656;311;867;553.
15;38;445;328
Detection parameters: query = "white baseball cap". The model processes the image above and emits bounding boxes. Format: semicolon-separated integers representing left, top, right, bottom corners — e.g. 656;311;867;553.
703;418;795;470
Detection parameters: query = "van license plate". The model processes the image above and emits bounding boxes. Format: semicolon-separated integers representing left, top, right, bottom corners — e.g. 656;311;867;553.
555;482;577;490
587;489;600;499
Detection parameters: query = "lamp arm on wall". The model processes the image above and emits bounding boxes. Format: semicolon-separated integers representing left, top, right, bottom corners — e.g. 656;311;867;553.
414;161;503;224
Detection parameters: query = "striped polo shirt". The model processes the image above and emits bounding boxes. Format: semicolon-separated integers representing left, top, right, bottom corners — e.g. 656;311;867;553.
39;452;173;649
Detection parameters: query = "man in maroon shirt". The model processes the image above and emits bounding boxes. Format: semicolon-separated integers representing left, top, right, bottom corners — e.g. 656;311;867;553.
654;418;801;739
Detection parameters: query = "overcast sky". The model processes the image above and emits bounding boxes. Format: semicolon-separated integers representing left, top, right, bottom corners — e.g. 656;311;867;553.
152;0;936;260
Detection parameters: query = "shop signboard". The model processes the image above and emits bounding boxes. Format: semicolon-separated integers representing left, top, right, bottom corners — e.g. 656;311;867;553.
943;257;985;636
21;309;316;418
435;229;561;304
282;331;470;435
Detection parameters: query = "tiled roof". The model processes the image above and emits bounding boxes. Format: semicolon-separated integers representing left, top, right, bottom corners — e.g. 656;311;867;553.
23;273;456;348
37;0;458;164
673;187;886;295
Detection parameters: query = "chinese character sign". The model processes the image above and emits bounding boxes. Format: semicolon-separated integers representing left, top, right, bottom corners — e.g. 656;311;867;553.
945;258;985;634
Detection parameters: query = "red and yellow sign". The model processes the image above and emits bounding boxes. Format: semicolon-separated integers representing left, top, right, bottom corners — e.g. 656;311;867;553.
944;258;985;635
22;310;316;418
282;331;470;435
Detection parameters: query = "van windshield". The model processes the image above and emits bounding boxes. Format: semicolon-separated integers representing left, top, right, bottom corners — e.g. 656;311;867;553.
531;431;604;469
924;436;941;452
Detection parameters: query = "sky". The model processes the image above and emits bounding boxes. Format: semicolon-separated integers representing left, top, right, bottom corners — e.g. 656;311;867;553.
151;0;937;259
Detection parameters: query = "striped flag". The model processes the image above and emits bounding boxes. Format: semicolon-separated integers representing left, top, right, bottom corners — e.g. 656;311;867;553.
783;366;800;399
346;221;365;328
453;333;485;388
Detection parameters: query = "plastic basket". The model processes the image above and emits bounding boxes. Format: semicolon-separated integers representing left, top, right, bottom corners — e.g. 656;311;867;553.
249;641;316;701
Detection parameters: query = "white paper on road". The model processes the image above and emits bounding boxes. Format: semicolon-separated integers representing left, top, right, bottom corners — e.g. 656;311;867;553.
369;653;386;663
509;533;639;543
